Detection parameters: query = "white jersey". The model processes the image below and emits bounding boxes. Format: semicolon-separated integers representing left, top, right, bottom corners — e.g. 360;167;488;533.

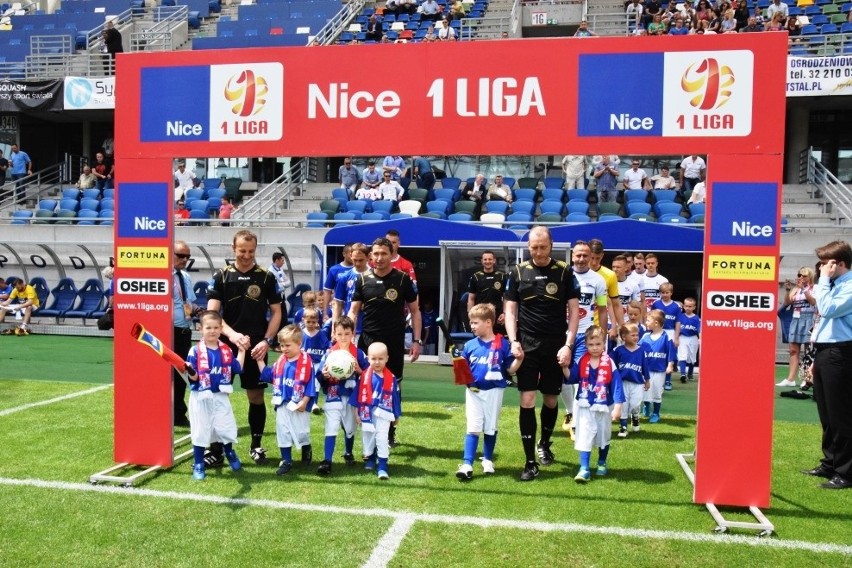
616;278;641;322
641;273;669;311
574;268;608;334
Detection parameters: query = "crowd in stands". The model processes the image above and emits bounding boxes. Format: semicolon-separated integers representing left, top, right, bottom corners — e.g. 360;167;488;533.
621;0;852;37
339;0;488;44
311;155;708;228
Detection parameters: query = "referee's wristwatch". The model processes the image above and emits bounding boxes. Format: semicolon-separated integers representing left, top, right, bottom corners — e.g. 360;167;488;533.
413;338;423;345
264;337;275;346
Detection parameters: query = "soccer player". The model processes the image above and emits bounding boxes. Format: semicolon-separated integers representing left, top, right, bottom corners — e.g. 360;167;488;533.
0;278;39;335
258;325;317;475
332;242;371;337
639;253;669;312
349;342;401;480
185;311;246;480
316;317;368;475
612;254;641;324
588;239;622;343
611;323;650;438
640;310;676;424
455;303;521;481
322;243;353;317
207;230;282;467
651;282;681;391
467;250;507;334
676;297;701;383
384;229;418;285
563;326;624;482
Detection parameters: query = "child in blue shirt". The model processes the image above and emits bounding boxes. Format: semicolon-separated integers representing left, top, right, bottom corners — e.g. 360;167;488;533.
301;307;330;416
626;301;646;338
185;311;246;480
455;304;521;481
676;297;701;383
640;310;677;423
349;341;401;480
564;326;624;482
651;282;681;391
611;323;650;438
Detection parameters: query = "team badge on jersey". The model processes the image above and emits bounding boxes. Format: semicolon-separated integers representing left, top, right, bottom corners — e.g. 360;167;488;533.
545;283;558;295
247;284;261;299
385;289;398;301
494;281;502;290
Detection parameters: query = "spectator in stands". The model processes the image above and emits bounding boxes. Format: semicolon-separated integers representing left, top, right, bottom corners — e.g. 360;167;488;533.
356;184;379;201
766;11;785;31
662;1;678;24
92;151;113;192
76;166;96;191
422;0;442;22
720;9;737;32
173;161;196;202
678;0;696;23
8;144;32;202
593;155;619;204
365;14;383;42
643;0;662;28
753;6;766;26
592;155;620;167
695;0;712;23
378;171;405;205
679;154;706;199
462;173;487;218
669;16;689;35
339;157;362;198
0;278;39;335
706;9;722;33
382;155;405;182
398;0;418;15
174;200;190;225
734;1;750;30
219;196;236;226
626;0;644;27
487;175;513;204
424;24;437;41
786;15;802;38
0;149;7;188
741;16;763;32
623;159;650;191
437;17;457;40
687;181;706;204
651;165;678;190
362;160;382;194
574;19;597;36
647;13;667;35
449;0;466;22
102;20;123;75
766;0;788;21
562;155;587;190
412;155;436;197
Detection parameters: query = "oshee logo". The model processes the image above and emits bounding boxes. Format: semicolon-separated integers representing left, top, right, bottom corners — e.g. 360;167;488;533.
224;69;268;117
680;58;734;111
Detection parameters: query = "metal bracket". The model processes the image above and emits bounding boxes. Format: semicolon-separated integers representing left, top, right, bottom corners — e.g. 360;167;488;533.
89;434;193;487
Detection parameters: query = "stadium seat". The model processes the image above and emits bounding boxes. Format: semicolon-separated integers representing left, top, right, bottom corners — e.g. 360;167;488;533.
62;187;80;200
193;281;209;308
34;210;55;224
11;210;32;224
398;200;421;216
29;277;50;317
102;188;115;199
688;203;706;217
320;199;340;214
565;189;588;202
626;201;652;216
390;212;413;219
566;200;589;215
435;188;458;203
77;210;99;225
80;198;100;212
60;198;79;212
517;177;539;190
655;201;684;218
502;177;516;189
203;178;222;190
624;190;648;203
305;211;329;227
484;201;509;215
54;210;78;224
190;199;208;213
512;200;535;215
536;212;563;223
331;188;350;202
448;212;473;222
598;213;621;222
452;200;478;218
64;278;106;322
659;214;686;224
441;176;462;190
333;212;357;225
100;198;115;210
514;188;537;202
362;211;387;221
425;200;450;217
370;200;394;216
408;188;429;204
542;188;565;202
37;278;79;322
189;209;209;222
184;188;203;202
543;177;564;190
479;212;505;228
690;214;705;224
653;189;677;203
539;200;565;216
629;213;654;221
206;197;222;215
566;212;591;223
346;199;370;215
597;201;622;217
206;188;226;200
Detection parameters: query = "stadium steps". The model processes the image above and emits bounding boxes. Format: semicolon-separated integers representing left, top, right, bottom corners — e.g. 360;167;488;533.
781;183;842;226
584;0;629;36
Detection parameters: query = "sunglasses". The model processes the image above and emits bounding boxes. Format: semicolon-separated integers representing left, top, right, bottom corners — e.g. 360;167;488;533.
175;253;191;259
797;273;807;277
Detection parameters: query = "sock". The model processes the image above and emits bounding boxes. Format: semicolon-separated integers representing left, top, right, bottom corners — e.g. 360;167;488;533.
483;432;497;461
643;401;651;415
519;407;537;463
598;444;610;465
540;404;557;444
248;402;266;449
665;372;672;384
463;433;479;465
620;418;627;429
378;457;388;472
223;442;233;455
280;446;292;463
209;441;223;458
344;435;354;455
302;444;312;460
324;435;336;462
580;451;591;470
193;445;205;466
679;361;687;375
688;364;695;377
653;402;661;415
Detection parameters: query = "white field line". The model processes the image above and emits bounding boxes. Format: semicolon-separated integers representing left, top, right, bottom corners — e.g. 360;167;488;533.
362;515;416;568
0;477;851;557
0;384;112;418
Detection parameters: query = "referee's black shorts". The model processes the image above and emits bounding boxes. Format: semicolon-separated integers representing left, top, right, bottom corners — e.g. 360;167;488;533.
516;333;564;395
358;331;406;380
222;334;268;390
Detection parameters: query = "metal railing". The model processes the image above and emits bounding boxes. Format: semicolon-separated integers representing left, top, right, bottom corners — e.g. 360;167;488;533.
460;13;512;39
310;0;366;46
788;33;852;57
0;162;65;210
585;11;630;35
231;159;308;223
129;6;189;52
801;148;852;225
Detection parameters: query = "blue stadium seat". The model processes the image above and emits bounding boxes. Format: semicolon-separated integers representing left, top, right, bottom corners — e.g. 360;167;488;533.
82;188;100;200
77;210;99;225
305;211;329;228
435;188;458;203
448;212;473;222
565;188;588;202
566;200;589;215
543;177;564;189
11;210;32;224
659;214;686;224
441;177;462;190
655;201;684;218
566;212;591;223
513;188;537;202
362;211;388;221
346;199;370;215
80;198;100;212
626;201;652;216
64;278;106;322
38;199;57;212
371;200;394;216
512;200;535;216
624;190;648;203
484;200;509;215
426;200;450;217
539;200;565;216
29;277;50;317
37;278;79;322
653;189;677;203
62;187;80;200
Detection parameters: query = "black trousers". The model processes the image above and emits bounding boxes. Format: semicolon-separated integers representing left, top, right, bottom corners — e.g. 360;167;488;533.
173;326;193;422
813;342;852;478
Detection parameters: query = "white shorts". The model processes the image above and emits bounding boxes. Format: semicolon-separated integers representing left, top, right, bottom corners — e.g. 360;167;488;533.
573;406;613;452
275;405;311;449
324;401;357;437
361;411;393;459
622;382;645;418
189;391;238;447
465;387;505;435
677;335;699;364
643;371;666;404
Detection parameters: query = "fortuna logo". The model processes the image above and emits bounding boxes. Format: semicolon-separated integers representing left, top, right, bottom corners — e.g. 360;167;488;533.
224;70;268;117
680;58;734;111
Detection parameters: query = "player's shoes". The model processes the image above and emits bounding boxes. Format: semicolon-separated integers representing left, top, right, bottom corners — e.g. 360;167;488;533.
481;459;495;474
301;445;313;465
311;405;323;416
664;381;673;391
519;462;540;481
192;464;206;480
317;460;332;476
776;379;797;387
561;413;573;432
225;449;242;471
203;450;224;468
687;375;695;382
0;328;13;335
343;453;356;466
388;435;399;448
276;461;292;476
649;414;661;424
377;469;390;480
574;468;591;483
596;463;609;476
536;440;555;466
456;463;473;481
15;327;28;336
250;447;269;465
680;374;687;384
800;380;812;391
631;415;640;432
617;426;628;438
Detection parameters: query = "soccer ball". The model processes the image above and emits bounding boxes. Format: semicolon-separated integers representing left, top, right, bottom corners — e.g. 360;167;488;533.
326;350;356;380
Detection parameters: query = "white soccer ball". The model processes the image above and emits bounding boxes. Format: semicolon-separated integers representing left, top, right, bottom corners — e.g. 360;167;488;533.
326;350;356;380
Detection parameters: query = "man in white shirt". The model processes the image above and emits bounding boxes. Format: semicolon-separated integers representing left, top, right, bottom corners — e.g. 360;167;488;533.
622;159;650;191
688;181;706;204
173;161;196;202
650;165;678;190
561;155;587;190
378;172;405;203
679;154;706;198
766;0;788;21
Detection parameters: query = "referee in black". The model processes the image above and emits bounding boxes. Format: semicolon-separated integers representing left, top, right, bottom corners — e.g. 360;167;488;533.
206;230;282;466
348;237;422;447
467;250;507;334
504;226;580;481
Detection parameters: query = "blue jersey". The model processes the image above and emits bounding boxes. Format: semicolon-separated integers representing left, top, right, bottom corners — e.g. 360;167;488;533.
324;262;351;293
421;308;437;345
186;344;242;393
348;370;401;423
462;335;515;391
315;346;369;404
334;267;370;333
302;329;331;369
640;331;677;372
565;361;626;406
677;313;701;337
611;344;650;384
652;299;681;331
260;354;318;409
